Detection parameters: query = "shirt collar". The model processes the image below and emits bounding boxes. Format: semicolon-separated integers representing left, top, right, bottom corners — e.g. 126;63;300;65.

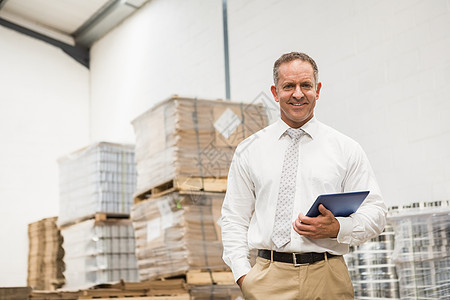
275;117;318;140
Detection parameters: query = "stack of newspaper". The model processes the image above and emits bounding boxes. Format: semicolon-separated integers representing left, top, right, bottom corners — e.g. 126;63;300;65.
131;96;268;200
58;142;137;225
61;219;139;289
27;217;65;290
131;191;227;281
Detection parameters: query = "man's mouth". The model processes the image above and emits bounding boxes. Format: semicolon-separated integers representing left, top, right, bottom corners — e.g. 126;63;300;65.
290;102;306;106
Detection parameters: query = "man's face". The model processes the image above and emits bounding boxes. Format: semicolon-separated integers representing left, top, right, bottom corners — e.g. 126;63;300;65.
271;59;322;128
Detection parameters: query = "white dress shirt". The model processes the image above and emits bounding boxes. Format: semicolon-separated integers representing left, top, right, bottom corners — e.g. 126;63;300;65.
220;117;387;281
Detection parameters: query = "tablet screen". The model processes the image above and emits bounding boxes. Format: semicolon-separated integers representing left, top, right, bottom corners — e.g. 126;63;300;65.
305;191;370;217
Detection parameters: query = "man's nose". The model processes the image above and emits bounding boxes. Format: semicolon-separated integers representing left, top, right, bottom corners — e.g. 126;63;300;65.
292;85;304;98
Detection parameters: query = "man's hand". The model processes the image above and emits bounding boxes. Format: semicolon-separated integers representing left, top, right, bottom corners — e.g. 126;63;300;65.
237;275;246;289
292;204;340;239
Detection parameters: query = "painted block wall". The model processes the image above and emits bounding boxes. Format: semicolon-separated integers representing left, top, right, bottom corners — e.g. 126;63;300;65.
225;0;450;207
0;27;89;286
89;0;225;144
90;0;450;209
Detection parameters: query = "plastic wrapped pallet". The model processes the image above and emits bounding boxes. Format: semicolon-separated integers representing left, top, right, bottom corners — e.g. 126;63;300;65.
58;142;137;225
60;219;139;290
131;191;228;281
389;202;450;300
131;96;268;200
344;224;400;299
27;217;65;290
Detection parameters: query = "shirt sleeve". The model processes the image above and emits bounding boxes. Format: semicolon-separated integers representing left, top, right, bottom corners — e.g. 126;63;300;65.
219;143;256;282
336;143;387;246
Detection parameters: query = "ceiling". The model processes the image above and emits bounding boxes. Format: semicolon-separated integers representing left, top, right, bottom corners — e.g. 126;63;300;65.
0;0;150;67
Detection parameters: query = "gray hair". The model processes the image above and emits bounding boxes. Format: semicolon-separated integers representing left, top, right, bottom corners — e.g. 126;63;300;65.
273;52;319;86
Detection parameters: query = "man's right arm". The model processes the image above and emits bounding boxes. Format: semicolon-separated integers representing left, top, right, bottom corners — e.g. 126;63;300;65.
220;147;256;283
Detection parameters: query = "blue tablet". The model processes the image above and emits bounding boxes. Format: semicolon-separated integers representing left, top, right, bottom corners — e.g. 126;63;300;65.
306;191;370;217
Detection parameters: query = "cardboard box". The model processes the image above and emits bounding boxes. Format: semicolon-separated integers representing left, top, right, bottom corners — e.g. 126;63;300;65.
132;96;268;200
27;217;65;290
131;191;227;281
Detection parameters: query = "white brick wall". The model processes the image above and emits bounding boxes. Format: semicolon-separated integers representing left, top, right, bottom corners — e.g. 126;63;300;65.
0;27;89;285
89;0;225;143
89;0;450;207
225;0;450;207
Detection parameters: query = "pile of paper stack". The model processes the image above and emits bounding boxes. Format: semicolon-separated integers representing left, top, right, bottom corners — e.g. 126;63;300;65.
131;96;268;291
131;191;226;281
58;142;139;289
27;217;65;290
61;219;139;289
345;224;399;299
132;96;268;200
58;142;136;225
189;285;243;300
389;202;450;299
0;287;32;300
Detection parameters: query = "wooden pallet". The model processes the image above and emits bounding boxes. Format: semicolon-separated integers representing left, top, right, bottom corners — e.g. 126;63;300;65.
134;176;227;203
186;270;235;285
78;295;190;300
93;212;130;222
59;212;130;228
75;278;188;299
78;290;147;299
30;290;80;299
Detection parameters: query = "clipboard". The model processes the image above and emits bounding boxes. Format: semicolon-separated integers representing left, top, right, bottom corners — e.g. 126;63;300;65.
305;191;370;217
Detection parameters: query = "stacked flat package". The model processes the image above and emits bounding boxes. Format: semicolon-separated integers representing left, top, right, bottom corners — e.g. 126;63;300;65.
58;142;136;225
0;287;32;300
27;217;65;290
344;224;400;299
389;202;450;300
131;191;227;281
60;219;139;289
189;285;243;300
131;96;268;199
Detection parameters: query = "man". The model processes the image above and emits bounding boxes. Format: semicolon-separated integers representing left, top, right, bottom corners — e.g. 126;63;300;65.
220;52;387;299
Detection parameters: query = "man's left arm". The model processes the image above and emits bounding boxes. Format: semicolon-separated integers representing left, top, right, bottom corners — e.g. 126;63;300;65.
293;143;387;245
336;143;387;245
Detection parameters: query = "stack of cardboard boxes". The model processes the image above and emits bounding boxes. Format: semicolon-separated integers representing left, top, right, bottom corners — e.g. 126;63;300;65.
25;96;270;298
131;96;269;298
57;142;139;289
27;217;64;290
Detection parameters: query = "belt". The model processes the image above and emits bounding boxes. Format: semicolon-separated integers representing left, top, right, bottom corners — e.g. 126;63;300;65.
258;249;339;266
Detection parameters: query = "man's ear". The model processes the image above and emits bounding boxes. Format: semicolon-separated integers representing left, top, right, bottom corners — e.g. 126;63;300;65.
271;85;279;102
315;82;322;100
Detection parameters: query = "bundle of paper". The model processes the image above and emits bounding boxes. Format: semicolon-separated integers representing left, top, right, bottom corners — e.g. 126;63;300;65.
0;287;32;300
189;285;243;300
131;191;227;281
389;205;450;299
27;217;65;290
132;96;268;200
60;219;139;290
58;142;137;226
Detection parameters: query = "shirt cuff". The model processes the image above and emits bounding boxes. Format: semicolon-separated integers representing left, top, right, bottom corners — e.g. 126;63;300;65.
230;258;252;282
336;217;353;244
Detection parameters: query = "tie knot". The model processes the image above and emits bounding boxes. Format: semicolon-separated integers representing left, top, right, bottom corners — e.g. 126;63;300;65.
287;128;303;140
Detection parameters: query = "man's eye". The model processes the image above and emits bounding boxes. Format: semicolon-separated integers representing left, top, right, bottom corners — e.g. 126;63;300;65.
302;83;313;89
283;84;294;89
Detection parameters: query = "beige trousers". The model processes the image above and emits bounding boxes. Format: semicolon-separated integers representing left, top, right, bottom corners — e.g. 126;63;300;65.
241;255;354;300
